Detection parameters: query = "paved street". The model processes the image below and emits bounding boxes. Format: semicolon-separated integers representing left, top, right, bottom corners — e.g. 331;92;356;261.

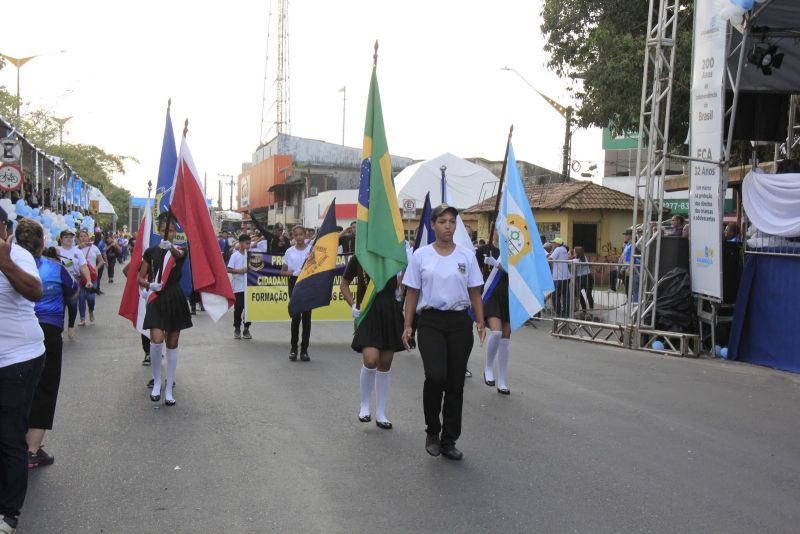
21;277;800;533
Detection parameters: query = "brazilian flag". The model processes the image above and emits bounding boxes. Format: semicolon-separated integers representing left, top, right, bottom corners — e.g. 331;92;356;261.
355;60;407;325
288;199;338;316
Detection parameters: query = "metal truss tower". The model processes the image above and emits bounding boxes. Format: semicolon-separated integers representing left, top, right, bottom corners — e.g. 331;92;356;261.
260;0;291;144
628;0;680;342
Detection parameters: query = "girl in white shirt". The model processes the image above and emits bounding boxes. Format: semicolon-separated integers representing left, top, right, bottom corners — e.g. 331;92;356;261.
77;229;104;326
282;226;312;361
403;204;486;461
57;229;91;339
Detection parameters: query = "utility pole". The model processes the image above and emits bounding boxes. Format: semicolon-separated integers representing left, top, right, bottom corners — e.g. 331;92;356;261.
218;173;235;210
53;116;72;145
339;86;346;145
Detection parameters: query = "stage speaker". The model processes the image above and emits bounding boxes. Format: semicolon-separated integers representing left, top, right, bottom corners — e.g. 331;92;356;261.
722;242;743;304
725;92;790;142
647;236;690;276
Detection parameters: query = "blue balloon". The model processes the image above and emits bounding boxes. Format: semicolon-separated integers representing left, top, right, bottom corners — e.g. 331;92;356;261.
652;340;665;350
15;199;25;210
720;347;729;359
32;208;40;217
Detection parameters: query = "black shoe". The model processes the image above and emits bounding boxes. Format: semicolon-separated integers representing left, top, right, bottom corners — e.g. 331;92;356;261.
484;373;495;387
27;447;55;469
358;414;371;423
465;369;473;378
425;434;441;457
289;349;298;361
300;351;310;362
96;290;104;295
164;398;176;406
142;354;151;366
497;387;511;395
150;393;161;402
376;420;392;430
441;444;463;461
242;328;252;340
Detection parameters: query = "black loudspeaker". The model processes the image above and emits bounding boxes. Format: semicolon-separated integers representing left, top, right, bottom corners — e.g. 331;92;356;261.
647;236;690;275
722;242;743;304
725;92;790;142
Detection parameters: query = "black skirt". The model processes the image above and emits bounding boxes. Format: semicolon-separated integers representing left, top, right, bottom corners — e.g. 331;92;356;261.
351;290;404;353
484;272;510;323
143;284;193;332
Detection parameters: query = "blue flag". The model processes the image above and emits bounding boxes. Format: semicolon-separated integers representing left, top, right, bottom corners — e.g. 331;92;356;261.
413;192;434;251
66;173;74;206
498;143;555;331
74;178;82;209
150;105;192;296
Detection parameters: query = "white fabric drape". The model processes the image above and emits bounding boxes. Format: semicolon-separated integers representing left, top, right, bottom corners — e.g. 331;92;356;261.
742;171;800;237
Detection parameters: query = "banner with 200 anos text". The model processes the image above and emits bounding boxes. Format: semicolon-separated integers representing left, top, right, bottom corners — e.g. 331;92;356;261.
244;252;357;321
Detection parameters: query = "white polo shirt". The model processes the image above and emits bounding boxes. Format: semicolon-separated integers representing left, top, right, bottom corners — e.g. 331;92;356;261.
283;245;311;276
549;245;570;281
227;249;247;293
57;244;87;281
403;243;483;313
0;244;45;368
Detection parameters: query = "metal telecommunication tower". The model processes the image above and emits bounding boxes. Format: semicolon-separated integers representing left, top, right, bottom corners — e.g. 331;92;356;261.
260;0;291;144
628;0;680;343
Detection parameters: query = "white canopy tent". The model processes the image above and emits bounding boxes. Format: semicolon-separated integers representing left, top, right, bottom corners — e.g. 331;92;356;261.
394;153;498;209
88;186;116;214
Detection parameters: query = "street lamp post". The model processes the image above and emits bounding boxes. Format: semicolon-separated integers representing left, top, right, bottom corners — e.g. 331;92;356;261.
339;86;346;145
53;116;72;145
0;50;67;120
501;66;574;181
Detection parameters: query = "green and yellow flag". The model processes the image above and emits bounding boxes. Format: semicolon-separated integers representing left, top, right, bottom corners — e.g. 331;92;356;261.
355;53;407;325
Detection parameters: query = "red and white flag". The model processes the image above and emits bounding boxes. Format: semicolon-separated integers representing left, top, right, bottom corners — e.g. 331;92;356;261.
118;201;152;337
169;137;234;321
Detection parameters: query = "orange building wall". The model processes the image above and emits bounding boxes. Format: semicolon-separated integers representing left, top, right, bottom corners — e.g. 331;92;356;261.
237;154;293;211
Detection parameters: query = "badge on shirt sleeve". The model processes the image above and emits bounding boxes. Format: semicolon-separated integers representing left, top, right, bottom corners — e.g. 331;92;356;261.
457;262;466;274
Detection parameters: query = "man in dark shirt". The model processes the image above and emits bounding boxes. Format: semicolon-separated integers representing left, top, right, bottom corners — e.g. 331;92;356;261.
267;223;288;255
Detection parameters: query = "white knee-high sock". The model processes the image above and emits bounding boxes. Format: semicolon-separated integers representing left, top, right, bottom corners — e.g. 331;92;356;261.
375;370;391;423
359;365;376;417
485;331;502;382
497;339;511;390
150;342;164;396
165;347;179;401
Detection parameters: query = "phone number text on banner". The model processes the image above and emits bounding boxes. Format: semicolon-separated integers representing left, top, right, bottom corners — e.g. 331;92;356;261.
245;252;356;321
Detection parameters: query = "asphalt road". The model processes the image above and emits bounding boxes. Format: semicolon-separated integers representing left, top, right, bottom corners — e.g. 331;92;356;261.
20;275;800;533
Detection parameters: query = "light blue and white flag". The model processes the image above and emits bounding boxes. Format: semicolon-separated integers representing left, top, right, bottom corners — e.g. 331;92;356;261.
498;143;554;331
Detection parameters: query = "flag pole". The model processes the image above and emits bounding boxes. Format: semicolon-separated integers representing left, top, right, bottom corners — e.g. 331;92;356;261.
373;40;379;66
486;124;514;250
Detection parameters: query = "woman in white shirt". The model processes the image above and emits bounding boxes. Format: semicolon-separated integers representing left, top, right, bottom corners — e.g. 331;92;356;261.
57;229;91;339
76;229;104;326
282;225;312;361
403;204;485;461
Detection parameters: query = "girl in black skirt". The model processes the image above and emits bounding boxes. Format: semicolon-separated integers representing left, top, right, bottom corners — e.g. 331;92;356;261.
478;233;513;394
137;212;192;406
341;255;404;429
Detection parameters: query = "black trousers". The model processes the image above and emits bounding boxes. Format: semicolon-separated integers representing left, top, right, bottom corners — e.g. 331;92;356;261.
28;325;63;430
287;277;311;351
554;279;571;317
96;265;104;291
0;354;44;525
576;274;594;310
141;334;150;356
233;292;251;329
65;298;77;328
417;309;474;447
106;257;116;281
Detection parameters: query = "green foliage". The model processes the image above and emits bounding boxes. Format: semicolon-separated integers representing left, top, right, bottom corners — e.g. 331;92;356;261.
541;0;693;149
0;84;135;220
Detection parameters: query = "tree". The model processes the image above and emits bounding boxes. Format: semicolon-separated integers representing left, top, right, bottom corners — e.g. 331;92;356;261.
540;0;694;150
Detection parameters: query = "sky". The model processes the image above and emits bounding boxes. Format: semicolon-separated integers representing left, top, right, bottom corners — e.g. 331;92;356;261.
2;0;605;202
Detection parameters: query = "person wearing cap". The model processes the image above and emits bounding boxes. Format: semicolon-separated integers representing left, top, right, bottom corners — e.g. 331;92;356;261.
547;237;570;317
56;229;92;340
227;234;252;340
609;229;632;294
0;207;45;534
403;204;486;461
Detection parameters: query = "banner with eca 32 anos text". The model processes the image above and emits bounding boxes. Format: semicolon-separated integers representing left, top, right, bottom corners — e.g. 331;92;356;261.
245;252;358;321
689;0;726;300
